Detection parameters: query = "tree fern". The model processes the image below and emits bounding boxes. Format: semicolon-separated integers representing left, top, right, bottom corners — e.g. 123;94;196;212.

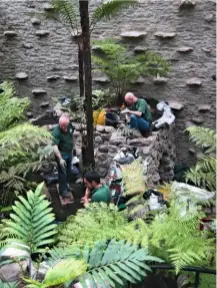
92;39;169;103
2;183;57;254
185;126;216;190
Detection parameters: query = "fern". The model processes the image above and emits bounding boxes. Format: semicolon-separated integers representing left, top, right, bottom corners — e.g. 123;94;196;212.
149;202;214;273
90;0;136;31
0;82;53;204
2;183;57;254
185;126;216;190
185;126;216;153
26;240;162;288
92;39;169;103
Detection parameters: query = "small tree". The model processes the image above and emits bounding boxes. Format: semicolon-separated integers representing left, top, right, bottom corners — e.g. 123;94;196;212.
92;39;169;105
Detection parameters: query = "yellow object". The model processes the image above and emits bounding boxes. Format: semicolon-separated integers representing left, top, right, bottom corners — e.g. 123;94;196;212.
121;160;147;196
93;109;106;126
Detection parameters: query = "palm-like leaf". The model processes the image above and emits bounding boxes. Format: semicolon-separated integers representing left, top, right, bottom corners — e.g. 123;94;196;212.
90;0;136;31
78;240;163;287
3;183;57;254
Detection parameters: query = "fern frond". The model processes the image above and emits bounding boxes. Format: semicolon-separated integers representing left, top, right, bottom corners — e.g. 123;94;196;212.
91;0;136;30
185;126;216;153
48;0;79;30
78;239;162;287
3;183;57;254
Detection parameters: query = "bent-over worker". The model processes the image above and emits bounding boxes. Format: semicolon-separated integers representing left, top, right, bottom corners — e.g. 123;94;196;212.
124;92;152;134
52;114;74;202
81;171;111;205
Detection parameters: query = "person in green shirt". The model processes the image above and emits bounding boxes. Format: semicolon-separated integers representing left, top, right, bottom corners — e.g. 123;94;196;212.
81;171;111;204
124;92;152;134
52;114;74;201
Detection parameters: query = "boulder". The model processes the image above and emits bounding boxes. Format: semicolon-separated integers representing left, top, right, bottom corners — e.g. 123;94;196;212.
198;104;211;112
16;72;28;80
177;46;193;53
168;100;184;111
120;31;147;38
154;32;176;39
35;30;49;37
186;78;202;86
3;31;17;37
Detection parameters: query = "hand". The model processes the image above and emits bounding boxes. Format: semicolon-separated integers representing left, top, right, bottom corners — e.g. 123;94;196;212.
81;196;89;204
121;108;130;114
59;158;66;170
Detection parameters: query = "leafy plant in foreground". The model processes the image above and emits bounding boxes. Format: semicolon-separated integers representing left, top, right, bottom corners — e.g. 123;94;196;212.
185;126;216;191
0;81;53;207
2;182;57;254
25;240;163;288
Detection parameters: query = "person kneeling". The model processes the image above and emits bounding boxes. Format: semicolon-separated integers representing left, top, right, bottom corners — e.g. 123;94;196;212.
124;92;152;135
81;171;111;205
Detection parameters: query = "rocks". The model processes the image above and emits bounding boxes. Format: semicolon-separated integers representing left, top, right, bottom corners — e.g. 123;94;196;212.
95;136;103;146
0;262;28;282
179;0;196;8
1;244;30;260
110;132;126;145
131;76;145;84
47;75;60;81
204;13;214;22
43;3;54;11
63;76;78;82
185;121;195;129
32;89;47;96
40;101;49;108
153;77;168;84
198;104;211;112
26;112;33;118
98;145;109;153
36;30;49;37
93;77;110;84
92;45;101;52
192;117;204;124
128;138;151;147
134;46;148;53
31;17;41;25
186;78;202;86
177;46;193;53
3;30;17;37
23;43;33;49
168;101;184;111
16;72;28;80
120;31;147;39
154;32;176;39
189;148;196;154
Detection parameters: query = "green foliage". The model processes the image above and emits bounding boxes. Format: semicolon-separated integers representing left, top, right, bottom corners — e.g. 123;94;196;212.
27;240;162;288
56;202;213;274
148;202;214;273
92;39;169;103
185;126;216;191
0;281;18;288
2;183;57;254
25;259;87;288
91;0;136;31
57;203;129;247
0;81;53;205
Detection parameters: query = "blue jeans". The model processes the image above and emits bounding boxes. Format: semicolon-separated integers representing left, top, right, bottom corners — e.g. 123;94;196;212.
130;114;151;133
57;152;72;196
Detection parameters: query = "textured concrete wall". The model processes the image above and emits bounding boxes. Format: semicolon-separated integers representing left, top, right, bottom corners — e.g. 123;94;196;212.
0;0;216;165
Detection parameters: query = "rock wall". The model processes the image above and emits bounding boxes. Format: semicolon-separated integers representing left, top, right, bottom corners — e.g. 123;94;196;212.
0;0;216;165
73;123;176;186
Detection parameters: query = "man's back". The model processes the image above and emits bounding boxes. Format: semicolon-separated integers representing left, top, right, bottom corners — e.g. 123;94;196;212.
131;98;152;121
91;185;111;204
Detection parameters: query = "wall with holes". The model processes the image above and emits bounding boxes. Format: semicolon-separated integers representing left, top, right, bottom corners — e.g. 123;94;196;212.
0;0;216;165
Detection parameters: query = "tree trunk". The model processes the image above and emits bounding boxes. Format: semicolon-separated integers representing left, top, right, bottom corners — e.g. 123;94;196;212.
79;0;95;169
78;41;84;98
